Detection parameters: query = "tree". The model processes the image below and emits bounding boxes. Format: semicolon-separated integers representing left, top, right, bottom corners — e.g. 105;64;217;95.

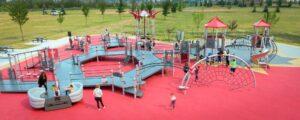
57;13;64;30
130;0;137;12
178;0;185;12
259;0;264;7
116;0;125;19
208;0;213;7
252;5;257;12
275;6;280;12
98;0;106;18
81;5;89;26
171;1;178;13
264;12;279;26
218;0;225;7
227;1;232;9
239;0;246;7
250;0;255;7
233;0;239;6
288;1;292;7
162;0;171;19
263;5;269;12
277;0;282;7
140;1;146;10
266;0;272;6
146;1;154;12
7;0;29;41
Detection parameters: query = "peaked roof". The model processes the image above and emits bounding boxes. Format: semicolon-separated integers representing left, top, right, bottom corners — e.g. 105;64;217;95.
253;19;271;28
204;17;228;29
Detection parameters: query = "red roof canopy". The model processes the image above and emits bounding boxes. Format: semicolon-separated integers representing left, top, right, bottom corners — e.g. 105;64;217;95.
204;17;228;29
253;19;271;28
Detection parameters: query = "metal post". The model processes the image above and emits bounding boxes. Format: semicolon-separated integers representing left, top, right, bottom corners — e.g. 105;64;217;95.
96;46;99;62
162;50;165;77
118;62;121;73
143;17;146;39
122;72;125;95
188;43;191;65
111;70;115;92
172;50;175;77
134;76;137;99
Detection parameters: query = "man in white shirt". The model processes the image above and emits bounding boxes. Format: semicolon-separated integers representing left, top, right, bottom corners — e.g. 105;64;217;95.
93;84;105;110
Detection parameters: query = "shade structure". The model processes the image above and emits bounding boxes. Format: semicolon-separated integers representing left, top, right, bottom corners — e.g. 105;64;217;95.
253;19;271;28
129;11;142;20
204;17;228;29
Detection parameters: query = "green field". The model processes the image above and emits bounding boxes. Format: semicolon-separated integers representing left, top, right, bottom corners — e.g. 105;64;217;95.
0;7;300;48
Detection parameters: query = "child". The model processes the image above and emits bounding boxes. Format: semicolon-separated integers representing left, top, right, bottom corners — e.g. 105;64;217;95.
170;93;176;110
230;59;237;75
52;85;59;97
65;84;74;96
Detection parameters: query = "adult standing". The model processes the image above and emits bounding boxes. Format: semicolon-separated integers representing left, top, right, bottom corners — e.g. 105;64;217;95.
93;85;105;110
38;71;47;94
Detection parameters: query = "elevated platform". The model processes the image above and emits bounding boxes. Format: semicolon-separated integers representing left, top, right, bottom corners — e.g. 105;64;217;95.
1;45;163;98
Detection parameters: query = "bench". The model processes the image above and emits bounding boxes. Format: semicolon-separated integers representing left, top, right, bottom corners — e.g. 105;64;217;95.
0;46;14;53
32;37;47;43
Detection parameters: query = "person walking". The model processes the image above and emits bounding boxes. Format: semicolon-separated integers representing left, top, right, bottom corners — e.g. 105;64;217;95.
170;93;176;110
93;85;105;110
38;71;48;94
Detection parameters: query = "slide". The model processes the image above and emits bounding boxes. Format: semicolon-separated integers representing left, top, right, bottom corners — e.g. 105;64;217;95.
251;49;270;64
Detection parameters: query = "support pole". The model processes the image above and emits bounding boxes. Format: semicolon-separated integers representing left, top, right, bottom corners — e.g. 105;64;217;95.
111;70;115;92
122;72;125;95
162;49;165;77
96;46;99;62
172;50;175;77
134;76;137;99
188;43;191;65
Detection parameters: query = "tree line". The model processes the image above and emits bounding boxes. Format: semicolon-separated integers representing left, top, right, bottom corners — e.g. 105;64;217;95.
4;0;283;42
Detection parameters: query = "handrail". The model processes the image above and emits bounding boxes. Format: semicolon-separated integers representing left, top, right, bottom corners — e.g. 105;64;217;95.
179;54;256;90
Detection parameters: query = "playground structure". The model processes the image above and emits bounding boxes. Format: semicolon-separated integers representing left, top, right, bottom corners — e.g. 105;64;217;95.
0;16;279;111
175;17;276;93
225;19;278;68
0;31;185;110
179;54;256;91
5;48;58;82
130;9;159;39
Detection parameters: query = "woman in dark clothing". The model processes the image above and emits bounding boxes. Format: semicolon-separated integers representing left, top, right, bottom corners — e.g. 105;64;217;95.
38;71;48;93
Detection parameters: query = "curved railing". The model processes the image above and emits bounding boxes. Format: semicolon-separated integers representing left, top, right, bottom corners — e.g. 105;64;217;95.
179;54;256;91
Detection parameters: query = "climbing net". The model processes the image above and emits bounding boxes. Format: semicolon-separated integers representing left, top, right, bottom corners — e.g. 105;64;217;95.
179;54;256;90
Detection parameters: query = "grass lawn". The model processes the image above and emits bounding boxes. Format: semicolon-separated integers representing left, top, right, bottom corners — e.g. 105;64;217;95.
0;7;299;48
